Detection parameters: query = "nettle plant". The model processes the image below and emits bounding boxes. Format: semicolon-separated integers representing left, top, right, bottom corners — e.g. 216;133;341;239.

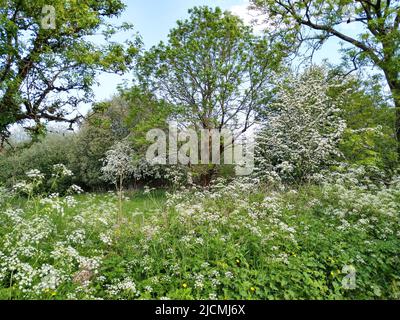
255;68;347;183
101;141;134;219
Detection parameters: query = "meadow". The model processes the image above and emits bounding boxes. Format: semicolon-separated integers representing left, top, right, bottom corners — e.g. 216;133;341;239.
1;169;399;300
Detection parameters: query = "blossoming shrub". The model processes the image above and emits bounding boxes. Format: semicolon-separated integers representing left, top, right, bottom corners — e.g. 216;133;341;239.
255;68;347;183
0;174;399;299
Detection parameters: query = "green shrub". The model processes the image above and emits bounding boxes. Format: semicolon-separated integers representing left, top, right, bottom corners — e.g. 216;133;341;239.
0;135;74;190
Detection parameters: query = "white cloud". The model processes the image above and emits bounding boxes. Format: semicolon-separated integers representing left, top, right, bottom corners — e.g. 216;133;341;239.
228;0;270;34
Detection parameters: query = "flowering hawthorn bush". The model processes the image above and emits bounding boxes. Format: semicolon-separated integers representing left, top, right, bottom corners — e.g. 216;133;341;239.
101;141;135;188
255;68;347;183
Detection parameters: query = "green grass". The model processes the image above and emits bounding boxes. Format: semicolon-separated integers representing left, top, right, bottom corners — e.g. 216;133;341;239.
75;189;167;214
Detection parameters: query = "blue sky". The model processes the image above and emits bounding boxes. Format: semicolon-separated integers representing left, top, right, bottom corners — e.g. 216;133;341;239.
91;0;345;106
121;0;243;48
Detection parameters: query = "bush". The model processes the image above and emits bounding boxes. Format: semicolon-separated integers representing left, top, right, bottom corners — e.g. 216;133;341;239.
0;135;74;190
254;68;346;183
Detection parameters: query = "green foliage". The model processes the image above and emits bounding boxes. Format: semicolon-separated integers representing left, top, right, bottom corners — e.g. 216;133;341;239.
68;97;130;190
0;111;122;192
121;86;173;152
336;76;398;170
68;124;115;190
0;135;73;189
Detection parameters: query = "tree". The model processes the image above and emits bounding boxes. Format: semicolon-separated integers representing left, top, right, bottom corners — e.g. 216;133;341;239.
0;0;140;148
137;6;284;135
251;0;400;155
0;133;74;188
255;67;347;183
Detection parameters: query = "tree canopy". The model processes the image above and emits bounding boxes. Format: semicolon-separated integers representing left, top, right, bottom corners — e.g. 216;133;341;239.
136;6;286;135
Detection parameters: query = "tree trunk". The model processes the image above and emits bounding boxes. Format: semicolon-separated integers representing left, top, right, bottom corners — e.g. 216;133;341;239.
119;175;123;222
395;96;400;157
201;165;217;186
383;70;400;158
